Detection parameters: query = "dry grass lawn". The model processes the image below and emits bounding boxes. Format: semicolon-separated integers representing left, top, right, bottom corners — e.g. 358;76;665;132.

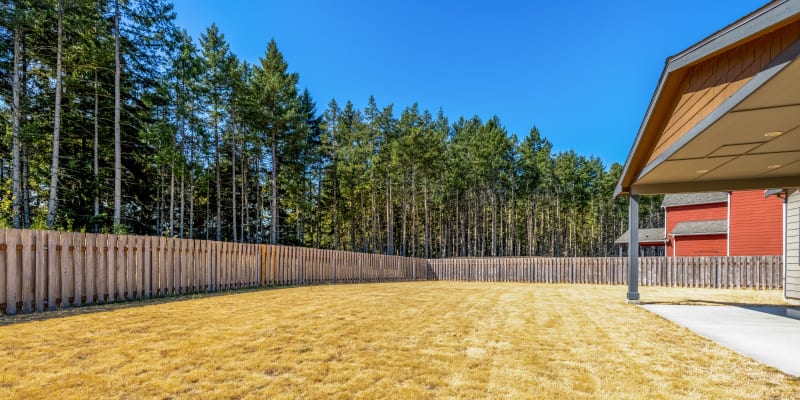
1;282;798;399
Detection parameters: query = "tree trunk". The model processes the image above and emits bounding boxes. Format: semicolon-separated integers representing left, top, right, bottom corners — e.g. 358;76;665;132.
270;130;278;244
241;151;247;242
11;27;22;229
214;111;221;241
180;166;185;238
169;158;175;236
423;177;430;259
370;179;377;253
401;176;407;257
316;165;323;248
411;166;416;257
113;0;122;229
47;0;64;229
491;191;497;257
232;123;237;242
93;70;100;232
386;172;394;255
22;145;30;228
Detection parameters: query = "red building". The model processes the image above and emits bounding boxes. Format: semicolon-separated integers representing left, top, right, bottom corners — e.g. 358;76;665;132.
616;190;783;256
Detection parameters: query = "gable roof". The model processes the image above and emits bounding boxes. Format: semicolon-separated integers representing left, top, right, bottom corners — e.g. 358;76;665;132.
614;228;667;244
661;192;728;208
670;219;728;236
615;0;800;196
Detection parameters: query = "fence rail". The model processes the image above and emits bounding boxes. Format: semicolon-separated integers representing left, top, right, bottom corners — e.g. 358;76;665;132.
0;229;426;315
427;256;783;289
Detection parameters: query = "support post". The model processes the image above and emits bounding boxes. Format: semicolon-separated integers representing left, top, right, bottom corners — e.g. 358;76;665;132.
627;194;640;303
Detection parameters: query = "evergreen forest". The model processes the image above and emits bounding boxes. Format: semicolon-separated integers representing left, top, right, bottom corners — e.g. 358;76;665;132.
0;0;664;258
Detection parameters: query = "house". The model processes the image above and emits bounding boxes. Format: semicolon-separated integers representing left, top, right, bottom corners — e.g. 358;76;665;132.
613;0;800;303
615;190;783;256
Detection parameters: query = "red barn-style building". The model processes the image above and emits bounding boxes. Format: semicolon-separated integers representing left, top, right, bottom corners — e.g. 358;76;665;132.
616;190;783;256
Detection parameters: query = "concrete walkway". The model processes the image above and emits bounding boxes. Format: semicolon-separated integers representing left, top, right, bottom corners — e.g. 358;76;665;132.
642;304;800;377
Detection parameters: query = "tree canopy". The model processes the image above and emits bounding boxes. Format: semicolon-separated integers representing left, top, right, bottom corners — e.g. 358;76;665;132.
0;0;663;257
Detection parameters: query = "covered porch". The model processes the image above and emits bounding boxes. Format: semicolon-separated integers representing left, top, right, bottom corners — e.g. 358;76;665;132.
616;0;800;303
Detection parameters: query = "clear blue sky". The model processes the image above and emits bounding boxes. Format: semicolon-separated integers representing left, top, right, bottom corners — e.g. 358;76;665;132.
170;0;767;166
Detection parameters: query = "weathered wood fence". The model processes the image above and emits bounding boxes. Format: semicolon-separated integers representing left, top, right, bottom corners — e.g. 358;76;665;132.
0;228;785;315
0;229;426;315
427;256;783;289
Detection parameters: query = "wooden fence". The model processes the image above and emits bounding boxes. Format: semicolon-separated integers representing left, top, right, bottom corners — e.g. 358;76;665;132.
0;229;426;315
0;228;785;316
427;256;783;289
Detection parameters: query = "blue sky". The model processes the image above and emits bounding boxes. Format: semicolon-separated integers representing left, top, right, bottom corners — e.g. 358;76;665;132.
170;0;767;166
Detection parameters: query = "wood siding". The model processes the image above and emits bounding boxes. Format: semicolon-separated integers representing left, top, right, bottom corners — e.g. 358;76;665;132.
674;234;727;257
666;202;727;256
729;190;783;256
647;20;800;165
787;190;800;301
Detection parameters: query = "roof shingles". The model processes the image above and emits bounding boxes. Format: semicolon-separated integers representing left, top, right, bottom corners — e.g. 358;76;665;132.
661;192;727;208
670;219;727;236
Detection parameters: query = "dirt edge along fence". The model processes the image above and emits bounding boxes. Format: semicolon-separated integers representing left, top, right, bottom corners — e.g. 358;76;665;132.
0;229;426;315
426;256;783;289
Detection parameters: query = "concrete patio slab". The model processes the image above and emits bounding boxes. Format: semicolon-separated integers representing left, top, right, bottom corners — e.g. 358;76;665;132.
642;305;800;377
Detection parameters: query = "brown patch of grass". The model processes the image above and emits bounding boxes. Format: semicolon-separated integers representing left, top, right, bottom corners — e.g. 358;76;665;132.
0;282;798;399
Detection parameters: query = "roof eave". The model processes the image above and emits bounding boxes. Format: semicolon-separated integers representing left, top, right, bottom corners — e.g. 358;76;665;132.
615;0;800;197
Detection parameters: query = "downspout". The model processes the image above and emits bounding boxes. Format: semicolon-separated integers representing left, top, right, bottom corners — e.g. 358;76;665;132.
663;204;668;259
672;234;677;257
726;192;731;256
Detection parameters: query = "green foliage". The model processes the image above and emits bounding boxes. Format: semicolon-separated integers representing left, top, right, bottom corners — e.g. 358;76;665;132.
0;1;640;258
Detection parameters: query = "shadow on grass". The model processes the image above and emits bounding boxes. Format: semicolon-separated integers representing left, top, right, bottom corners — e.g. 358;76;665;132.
0;285;295;327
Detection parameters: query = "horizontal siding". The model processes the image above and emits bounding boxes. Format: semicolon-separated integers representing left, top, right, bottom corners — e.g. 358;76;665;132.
666;202;727;256
787;191;800;300
674;234;727;257
729;190;783;256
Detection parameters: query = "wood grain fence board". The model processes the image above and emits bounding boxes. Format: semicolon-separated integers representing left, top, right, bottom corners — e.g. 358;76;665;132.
115;235;126;301
153;237;162;296
176;239;184;294
0;230;5;309
21;229;34;313
5;230;19;314
143;236;152;298
96;234;108;304
173;238;181;294
70;233;83;307
84;234;96;305
35;230;47;311
125;235;134;300
136;236;144;298
202;240;209;292
221;241;228;289
62;233;76;307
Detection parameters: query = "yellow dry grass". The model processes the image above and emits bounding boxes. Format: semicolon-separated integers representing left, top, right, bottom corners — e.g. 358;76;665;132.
1;282;798;399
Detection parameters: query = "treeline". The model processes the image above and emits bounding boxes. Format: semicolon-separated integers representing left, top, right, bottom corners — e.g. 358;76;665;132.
0;0;663;257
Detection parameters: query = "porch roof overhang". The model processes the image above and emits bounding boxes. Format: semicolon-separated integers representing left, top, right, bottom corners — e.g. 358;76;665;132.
616;0;800;196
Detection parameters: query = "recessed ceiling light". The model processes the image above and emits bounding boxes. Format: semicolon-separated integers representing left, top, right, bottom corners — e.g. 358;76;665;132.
767;164;782;169
764;131;783;137
696;169;709;174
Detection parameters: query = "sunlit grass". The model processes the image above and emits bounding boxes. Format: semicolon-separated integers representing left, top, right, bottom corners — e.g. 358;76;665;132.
1;282;798;399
